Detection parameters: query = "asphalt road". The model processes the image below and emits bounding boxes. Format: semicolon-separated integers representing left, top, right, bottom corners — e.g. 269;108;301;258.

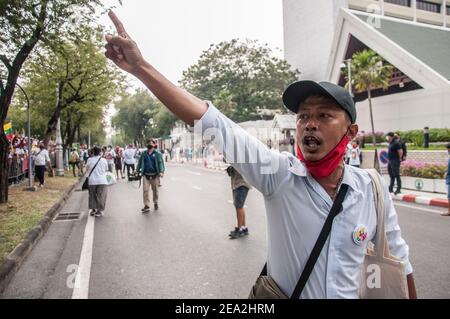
2;163;449;299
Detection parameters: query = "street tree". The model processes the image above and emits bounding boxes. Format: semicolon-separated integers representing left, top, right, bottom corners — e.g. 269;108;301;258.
180;39;300;123
344;49;394;147
0;0;103;202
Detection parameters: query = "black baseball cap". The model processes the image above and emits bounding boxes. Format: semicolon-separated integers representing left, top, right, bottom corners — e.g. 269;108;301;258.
282;80;357;124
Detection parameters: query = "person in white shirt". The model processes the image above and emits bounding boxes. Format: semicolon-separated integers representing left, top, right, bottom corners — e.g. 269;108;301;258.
86;146;109;217
33;143;50;188
104;11;417;298
348;140;361;168
123;144;137;178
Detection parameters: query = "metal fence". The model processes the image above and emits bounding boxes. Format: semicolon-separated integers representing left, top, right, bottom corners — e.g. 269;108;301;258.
8;154;29;185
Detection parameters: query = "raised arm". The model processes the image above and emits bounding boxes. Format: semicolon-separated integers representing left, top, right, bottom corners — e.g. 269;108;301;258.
104;11;207;126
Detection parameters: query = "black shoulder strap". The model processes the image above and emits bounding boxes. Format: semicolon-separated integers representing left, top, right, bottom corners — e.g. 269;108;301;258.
260;183;349;299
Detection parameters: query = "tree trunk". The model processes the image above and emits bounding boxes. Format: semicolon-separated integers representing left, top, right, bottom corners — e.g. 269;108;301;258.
0;133;9;202
367;89;380;172
367;89;376;147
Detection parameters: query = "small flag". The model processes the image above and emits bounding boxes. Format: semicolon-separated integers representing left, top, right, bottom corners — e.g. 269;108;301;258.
3;122;13;141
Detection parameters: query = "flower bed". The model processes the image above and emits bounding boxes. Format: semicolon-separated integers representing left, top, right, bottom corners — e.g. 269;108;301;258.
400;160;447;179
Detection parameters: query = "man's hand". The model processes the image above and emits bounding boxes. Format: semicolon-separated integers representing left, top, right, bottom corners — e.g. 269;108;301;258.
105;11;146;75
159;173;164;178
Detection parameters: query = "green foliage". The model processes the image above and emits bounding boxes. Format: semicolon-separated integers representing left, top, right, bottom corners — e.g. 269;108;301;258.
6;26;124;145
180;39;299;122
397;129;450;145
345;49;394;93
111;90;175;146
401;161;447;179
343;49;393;146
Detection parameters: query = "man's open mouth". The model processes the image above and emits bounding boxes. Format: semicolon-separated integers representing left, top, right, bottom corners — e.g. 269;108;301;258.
302;135;321;150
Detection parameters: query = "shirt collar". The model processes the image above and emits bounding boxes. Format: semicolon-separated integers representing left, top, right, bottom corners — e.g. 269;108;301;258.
288;155;361;194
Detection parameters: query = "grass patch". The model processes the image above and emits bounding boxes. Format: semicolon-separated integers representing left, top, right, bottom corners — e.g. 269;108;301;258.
0;175;78;264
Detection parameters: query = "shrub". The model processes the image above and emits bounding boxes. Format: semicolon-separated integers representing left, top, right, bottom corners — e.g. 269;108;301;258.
401;160;447;179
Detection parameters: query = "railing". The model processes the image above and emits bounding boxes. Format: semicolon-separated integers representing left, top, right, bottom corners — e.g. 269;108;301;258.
8;154;29;185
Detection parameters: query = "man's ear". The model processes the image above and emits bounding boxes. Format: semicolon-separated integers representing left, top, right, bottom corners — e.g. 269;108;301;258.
347;124;359;139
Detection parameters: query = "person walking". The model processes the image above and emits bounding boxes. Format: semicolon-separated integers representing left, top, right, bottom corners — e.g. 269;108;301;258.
150;139;165;187
104;145;115;173
123;144;137;179
69;148;80;177
104;11;416;298
386;132;403;195
441;143;450;216
33;143;50;188
348;140;361;168
86;146;109;217
226;165;252;239
137;140;165;212
114;146;124;179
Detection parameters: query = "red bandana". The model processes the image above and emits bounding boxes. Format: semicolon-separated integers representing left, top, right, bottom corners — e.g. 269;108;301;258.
296;135;350;178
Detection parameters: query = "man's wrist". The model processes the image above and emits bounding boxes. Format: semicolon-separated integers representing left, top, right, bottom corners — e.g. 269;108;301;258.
133;60;153;79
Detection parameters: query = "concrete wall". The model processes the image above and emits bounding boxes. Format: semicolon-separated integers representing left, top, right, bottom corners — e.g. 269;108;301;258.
355;88;450;132
283;0;347;81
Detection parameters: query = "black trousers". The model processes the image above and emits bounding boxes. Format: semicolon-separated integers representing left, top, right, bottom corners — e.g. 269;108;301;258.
388;161;401;193
125;164;135;177
35;165;46;185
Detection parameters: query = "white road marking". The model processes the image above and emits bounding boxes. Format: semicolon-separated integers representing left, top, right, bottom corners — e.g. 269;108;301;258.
394;202;446;215
72;215;95;299
192;185;202;190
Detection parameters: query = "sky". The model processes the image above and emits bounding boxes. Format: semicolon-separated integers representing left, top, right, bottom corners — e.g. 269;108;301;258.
99;0;285;88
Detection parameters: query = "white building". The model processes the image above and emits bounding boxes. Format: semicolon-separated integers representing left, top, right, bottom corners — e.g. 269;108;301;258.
283;0;450;132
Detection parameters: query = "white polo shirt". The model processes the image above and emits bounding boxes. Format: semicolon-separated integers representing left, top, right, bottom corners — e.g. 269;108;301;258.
195;102;412;299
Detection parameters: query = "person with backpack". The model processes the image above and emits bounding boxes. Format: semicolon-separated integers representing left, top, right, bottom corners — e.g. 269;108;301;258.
69;148;80;177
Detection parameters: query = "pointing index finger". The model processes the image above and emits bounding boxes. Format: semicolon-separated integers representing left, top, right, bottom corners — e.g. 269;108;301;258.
108;10;126;35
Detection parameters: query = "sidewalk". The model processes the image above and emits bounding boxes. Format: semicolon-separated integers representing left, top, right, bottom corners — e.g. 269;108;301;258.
391;189;448;208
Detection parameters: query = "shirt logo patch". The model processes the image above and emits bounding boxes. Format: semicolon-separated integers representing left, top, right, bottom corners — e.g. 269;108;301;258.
352;225;368;245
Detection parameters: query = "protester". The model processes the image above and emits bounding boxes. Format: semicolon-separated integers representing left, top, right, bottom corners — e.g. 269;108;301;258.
136;139;165;212
226;164;252;239
33;143;50;188
114;146;124;179
104;11;416;298
386;132;403;195
104;145;116;173
348;139;361;168
150;139;165;187
123;144;137;179
86;146;109;217
69;148;80;177
442;143;450;217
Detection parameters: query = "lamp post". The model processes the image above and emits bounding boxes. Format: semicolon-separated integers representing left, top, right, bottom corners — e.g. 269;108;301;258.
344;58;353;97
54;85;64;176
1;77;35;191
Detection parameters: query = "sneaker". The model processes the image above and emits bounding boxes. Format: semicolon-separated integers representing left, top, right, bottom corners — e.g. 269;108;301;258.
89;209;95;216
229;228;249;239
141;206;150;213
154;203;159;210
228;227;239;236
95;211;103;217
394;190;402;195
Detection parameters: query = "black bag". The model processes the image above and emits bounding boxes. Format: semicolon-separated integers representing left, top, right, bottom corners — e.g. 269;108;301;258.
249;184;349;299
82;157;102;191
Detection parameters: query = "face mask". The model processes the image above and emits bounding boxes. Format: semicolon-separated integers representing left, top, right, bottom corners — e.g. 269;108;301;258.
296;133;350;179
147;144;154;150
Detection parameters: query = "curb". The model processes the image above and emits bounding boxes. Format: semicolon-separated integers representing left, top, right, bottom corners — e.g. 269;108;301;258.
392;193;448;208
0;177;82;295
